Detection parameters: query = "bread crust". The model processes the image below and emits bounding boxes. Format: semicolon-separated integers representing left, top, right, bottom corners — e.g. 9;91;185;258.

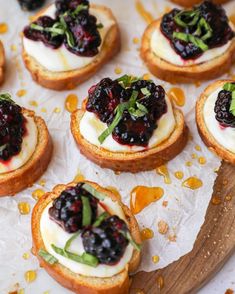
71;106;188;173
22;4;121;91
0;40;5;85
170;0;230;7
196;79;235;164
32;181;141;294
0;108;53;196
140;19;235;83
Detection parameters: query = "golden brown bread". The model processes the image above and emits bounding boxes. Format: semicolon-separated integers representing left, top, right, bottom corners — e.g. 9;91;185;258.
170;0;230;7
22;4;121;91
71;106;188;173
196;79;235;164
32;180;142;294
0;40;5;85
140;19;235;84
0;108;53;196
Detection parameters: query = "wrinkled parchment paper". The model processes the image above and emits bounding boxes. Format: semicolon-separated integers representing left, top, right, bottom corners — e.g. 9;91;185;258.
0;0;234;293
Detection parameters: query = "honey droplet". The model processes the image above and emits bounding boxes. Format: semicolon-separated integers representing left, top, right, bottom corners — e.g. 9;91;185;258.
18;202;30;215
185;161;192;167
157;220;169;235
0;23;8;34
167;87;185;107
191;153;197;159
114;67;122;75
106;186;121;200
17;89;27;97
25;270;37;283
140;228;154;240
29;100;38;107
19;289;25;294
41;108;47;113
156;275;164;290
135;0;154;24
32;189;45;200
195;145;201;151
182;177;203;190
162;200;168;207
142;73;151;80
54;107;61;113
73;171;85;183
65;94;78;113
152;255;160;264
11;44;17;52
194;81;201;88
133;37;140;44
156;165;171;184
198;157;206;165
22;252;30;260
130;186;164;214
211;196;221;205
114;171;121;175
168;234;177;242
39;179;46;187
174;171;184;180
225;194;232;201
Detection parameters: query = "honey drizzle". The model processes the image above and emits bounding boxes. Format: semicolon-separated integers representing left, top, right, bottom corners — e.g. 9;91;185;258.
182;177;203;190
73;171;85;182
135;0;154;24
140;228;154;240
24;270;37;283
156;165;171;184
106;186;121;200
18;202;30;215
0;23;8;34
65;94;78;113
167;87;185;107
130;186;164;214
174;171;184;180
156;275;164;290
32;189;45;200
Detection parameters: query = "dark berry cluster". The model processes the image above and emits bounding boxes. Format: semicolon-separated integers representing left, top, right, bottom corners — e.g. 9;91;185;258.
0;99;26;161
160;1;234;60
214;90;235;128
82;216;129;265
49;183;98;233
17;0;45;11
86;77;167;146
23;0;101;56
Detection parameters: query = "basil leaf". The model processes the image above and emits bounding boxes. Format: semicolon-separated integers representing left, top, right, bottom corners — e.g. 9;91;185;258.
0;144;6;152
223;82;235;92
30;23;44;31
82;183;106;201
0;93;15;104
136;102;148;114
140;87;151;97
117;75;139;88
97;23;104;29
73;4;88;16
65;30;75;48
82;196;92;226
120;231;141;251
81;253;98;266
38;249;58;265
64;232;80;252
173;32;208;51
174;10;200;28
129;90;139;108
93;212;109;227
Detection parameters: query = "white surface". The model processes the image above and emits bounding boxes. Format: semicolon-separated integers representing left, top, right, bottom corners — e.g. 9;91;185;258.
204;85;235;153
0;0;234;293
80;96;176;152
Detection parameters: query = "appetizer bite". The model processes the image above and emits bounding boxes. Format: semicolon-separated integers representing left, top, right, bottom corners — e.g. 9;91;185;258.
0;93;52;196
196;80;235;164
141;1;235;83
32;181;141;294
170;0;230;8
71;75;188;173
22;0;120;90
0;41;5;85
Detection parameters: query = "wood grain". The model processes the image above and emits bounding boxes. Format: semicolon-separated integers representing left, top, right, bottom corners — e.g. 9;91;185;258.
131;161;235;294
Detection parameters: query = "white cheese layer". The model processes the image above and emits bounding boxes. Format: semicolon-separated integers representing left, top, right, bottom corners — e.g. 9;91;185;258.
23;4;115;72
203;86;235;153
40;193;134;278
0;115;38;173
151;24;232;66
79;96;176;153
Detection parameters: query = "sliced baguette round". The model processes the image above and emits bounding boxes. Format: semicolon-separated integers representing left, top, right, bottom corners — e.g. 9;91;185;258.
22;4;121;91
170;0;230;7
0;40;5;85
196;79;235;164
71;107;188;173
0;108;53;196
32;180;142;294
140;19;235;84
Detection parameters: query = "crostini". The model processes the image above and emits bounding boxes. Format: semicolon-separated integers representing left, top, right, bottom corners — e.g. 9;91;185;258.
32;180;141;294
196;79;235;164
22;0;120;90
0;93;52;196
170;0;230;8
141;1;235;83
0;41;5;85
71;75;188;173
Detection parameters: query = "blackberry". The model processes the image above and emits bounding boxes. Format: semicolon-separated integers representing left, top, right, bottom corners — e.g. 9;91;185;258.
82;216;129;265
49;183;98;233
17;0;45;11
214;90;235;128
55;0;89;17
0;97;26;161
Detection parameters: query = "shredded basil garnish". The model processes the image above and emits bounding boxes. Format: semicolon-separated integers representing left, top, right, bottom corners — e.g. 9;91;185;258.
223;82;235;116
117;75;140;88
64;232;80;252
82;183;106;201
0;93;14;104
82;196;92;226
38;249;58;265
93;212;109;227
173;32;208;51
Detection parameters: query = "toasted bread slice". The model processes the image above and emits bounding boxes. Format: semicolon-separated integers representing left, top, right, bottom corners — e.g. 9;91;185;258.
71;107;188;173
141;19;235;84
22;4;121;91
0;108;53;196
32;180;141;294
170;0;230;7
0;40;5;85
196;79;235;164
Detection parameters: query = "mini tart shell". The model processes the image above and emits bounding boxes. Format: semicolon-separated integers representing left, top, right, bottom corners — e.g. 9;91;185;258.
170;0;230;7
196;79;235;164
22;4;121;91
140;19;235;84
71;104;188;173
0;40;5;85
0;108;53;196
32;180;141;294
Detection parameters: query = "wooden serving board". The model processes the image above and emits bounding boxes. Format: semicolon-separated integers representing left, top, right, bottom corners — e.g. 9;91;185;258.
131;161;235;294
